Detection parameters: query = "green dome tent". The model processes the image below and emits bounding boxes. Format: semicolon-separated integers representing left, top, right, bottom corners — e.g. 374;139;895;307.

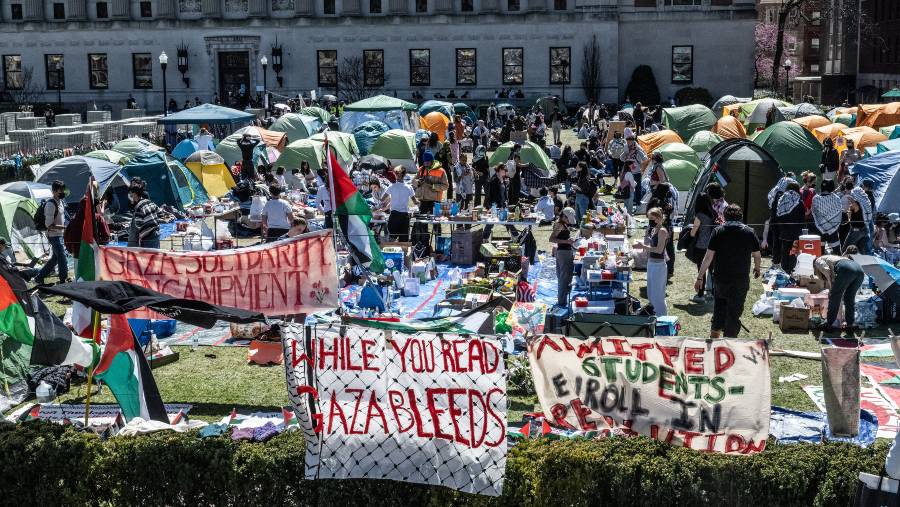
85;149;131;165
274;138;355;171
269;113;322;142
299;106;333;124
662;104;717;141
738;98;791;131
0;191;47;260
752;121;823;176
309;131;360;159
122;152;209;210
488;141;552;171
655;142;702;168
662;160;700;191
369;129;417;160
687;131;724;154
112;137;164;157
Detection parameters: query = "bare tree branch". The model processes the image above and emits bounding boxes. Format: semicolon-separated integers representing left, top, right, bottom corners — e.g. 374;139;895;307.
336;56;391;103
580;35;602;102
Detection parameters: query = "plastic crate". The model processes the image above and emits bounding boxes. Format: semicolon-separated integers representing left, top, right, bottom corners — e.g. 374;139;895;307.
655;316;679;336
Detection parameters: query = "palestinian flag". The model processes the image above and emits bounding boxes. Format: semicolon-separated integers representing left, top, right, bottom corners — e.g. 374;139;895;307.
94;313;167;422
326;141;385;274
71;181;99;340
0;265;97;368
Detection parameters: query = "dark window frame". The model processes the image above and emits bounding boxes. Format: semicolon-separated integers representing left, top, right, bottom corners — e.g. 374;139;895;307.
553;0;566;9
95;1;108;18
139;1;152;17
502;47;523;85
671;45;693;84
455;48;477;86
507;0;519;10
52;2;65;19
45;54;65;90
317;50;338;87
416;0;427;12
10;3;23;19
88;53;108;90
132;53;153;89
323;0;335;14
409;49;430;86
2;55;23;90
461;0;473;11
363;49;384;87
549;46;571;84
369;0;382;13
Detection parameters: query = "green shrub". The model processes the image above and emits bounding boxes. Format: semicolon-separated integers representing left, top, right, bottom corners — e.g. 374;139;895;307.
0;421;889;506
624;65;661;106
674;87;714;107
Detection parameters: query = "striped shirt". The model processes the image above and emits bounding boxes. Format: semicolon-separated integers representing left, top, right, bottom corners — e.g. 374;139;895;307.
129;199;160;246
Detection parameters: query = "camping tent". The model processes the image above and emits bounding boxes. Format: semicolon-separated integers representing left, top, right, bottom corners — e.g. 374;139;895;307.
299;106;333;124
215;126;288;166
488;141;552;171
0;181;52;201
856;102;900;129
662;104;717;140
738;98;791;130
827;106;858;120
122;152;209;210
637;129;683;155
34;156;128;204
711;115;747;139
0;191;47;259
534;96;567;115
184;151;236;198
171;139;199;161
834;113;856;127
687;131;723;155
421;111;450;142
352;121;390;156
112;137;163;157
850;151;900;214
418;100;454;119
711;95;751;117
655;142;702;168
879;125;900;139
340;95;418;132
752;121;822;176
792;115;832;133
369;129;417;161
813;122;849;143
876;138;900;154
155;103;255;126
684;139;783;233
85;149;130;165
269;113;322;142
453;103;477;125
773;103;823;122
663;159;700;213
839;126;889;150
309;131;360;159
274;138;356;172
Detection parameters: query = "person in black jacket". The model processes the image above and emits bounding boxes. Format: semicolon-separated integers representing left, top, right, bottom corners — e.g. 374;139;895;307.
483;164;520;240
237;133;260;182
772;180;805;274
472;146;490;208
821;138;839;178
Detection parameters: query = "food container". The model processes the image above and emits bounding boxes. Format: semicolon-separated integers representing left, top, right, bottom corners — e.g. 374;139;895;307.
574;297;589;308
798;234;822;257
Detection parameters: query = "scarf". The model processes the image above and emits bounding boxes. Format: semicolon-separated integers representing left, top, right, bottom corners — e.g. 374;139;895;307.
811;192;843;235
850;186;873;223
776;190;801;217
768;177;796;208
474;146;486;162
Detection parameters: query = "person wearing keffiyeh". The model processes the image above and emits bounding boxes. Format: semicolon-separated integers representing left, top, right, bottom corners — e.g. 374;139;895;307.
811;178;844;251
772;181;805;273
844;186;873;253
763;177;797;265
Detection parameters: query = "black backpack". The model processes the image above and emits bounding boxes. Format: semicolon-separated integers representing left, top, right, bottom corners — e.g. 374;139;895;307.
34;199;57;232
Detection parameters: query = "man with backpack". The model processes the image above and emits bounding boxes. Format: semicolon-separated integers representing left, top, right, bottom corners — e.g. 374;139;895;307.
34;180;69;286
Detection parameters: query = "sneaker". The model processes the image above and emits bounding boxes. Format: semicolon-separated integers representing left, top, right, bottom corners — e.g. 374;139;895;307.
691;295;706;303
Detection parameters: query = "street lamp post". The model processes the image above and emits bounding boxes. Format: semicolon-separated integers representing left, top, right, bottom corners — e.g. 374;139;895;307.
55;61;63;107
783;58;793;102
260;55;268;111
561;59;569;104
159;51;168;116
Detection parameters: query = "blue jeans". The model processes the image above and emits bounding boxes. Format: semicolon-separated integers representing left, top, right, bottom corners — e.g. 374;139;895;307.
35;235;68;283
575;194;590;225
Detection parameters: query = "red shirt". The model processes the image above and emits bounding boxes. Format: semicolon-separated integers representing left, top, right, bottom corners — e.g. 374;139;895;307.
800;186;816;211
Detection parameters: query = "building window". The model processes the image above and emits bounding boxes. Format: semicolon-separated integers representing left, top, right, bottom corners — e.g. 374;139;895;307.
52;2;65;19
363;50;384;87
323;0;335;13
634;0;656;6
664;0;700;4
369;0;381;13
553;0;566;9
811;10;821;25
10;3;22;19
811;37;820;49
502;48;523;85
456;48;476;86
549;47;571;84
88;54;108;89
139;1;152;17
409;49;430;86
461;0;473;11
96;1;108;18
132;53;152;89
507;0;519;10
45;54;65;90
416;0;427;11
671;45;693;83
317;50;337;87
786;40;796;53
3;56;23;90
811;63;820;73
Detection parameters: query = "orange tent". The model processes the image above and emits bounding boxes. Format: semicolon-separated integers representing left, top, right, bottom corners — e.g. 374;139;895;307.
792;115;831;132
421;111;450;142
637;129;683;155
839;126;889;149
711;116;747;139
813;123;849;143
856;102;900;129
721;103;747;118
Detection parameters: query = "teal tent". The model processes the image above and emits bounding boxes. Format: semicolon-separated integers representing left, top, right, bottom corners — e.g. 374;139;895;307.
662;104;717;140
352;121;390;156
752;121;823;176
418;100;454;119
880;125;900;140
453;103;477;125
171;139;198;161
155;103;256;126
122;152;208;210
269;113;322;142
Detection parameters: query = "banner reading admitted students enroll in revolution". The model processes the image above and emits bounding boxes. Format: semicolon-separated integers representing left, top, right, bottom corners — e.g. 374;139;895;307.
528;335;771;454
99;231;338;317
282;324;508;496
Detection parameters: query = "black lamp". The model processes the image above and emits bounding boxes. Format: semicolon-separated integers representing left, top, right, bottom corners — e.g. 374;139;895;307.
177;42;190;88
271;41;284;88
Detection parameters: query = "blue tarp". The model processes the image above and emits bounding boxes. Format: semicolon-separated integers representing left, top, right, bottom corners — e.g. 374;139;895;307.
352;121;390;156
851;150;900;214
156;103;256;125
770;406;878;447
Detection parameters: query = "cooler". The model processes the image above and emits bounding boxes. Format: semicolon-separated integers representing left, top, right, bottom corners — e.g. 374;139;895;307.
798;234;822;257
655;316;679;336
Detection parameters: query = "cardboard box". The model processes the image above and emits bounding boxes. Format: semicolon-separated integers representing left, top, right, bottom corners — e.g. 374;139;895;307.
779;301;810;332
451;228;483;265
798;275;826;294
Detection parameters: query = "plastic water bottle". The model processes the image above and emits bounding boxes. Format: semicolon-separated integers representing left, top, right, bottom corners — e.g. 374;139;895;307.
36;381;56;403
498;260;505;274
450;201;459;216
191;330;198;352
434;201;442;217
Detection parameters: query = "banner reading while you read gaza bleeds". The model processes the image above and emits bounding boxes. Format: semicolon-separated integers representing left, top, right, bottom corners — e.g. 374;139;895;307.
99;231;338;316
528;335;771;455
282;325;507;496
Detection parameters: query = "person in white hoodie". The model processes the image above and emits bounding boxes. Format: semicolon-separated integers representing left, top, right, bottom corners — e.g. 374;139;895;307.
534;187;556;225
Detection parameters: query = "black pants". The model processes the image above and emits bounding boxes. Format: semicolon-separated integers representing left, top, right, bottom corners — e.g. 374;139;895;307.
693;247;707;296
324;211;333;230
712;278;750;337
474;180;487;208
780;238;796;274
265;227;288;242
413;200;436;254
387;210;410;242
665;234;675;277
240;159;254;181
611;158;623;180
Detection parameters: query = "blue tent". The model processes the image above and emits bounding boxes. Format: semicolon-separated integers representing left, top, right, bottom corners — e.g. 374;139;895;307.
877;138;900;154
851;151;900;214
156;103;256;126
171;139;199;161
122;152;208;210
418;100;454;119
352;121;390;156
34;156;128;205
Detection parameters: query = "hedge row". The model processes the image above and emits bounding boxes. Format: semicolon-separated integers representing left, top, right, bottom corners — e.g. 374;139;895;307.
0;420;889;506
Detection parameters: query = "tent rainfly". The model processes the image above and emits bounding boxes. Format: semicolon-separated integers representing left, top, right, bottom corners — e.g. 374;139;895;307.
369;129;417;161
155;103;256;125
839;127;889;150
637;130;683;155
850;151;900;214
269;113;322;142
687;131;724;154
662;104;717;141
752;121;823;176
121;152;209;210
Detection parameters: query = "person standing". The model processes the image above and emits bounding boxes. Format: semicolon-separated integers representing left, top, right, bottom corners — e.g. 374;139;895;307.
689;188;717;302
812;178;844;252
472;146;489;208
838;139;862;182
33;181;68;286
261;185;293;242
483;165;520;240
455;153;474;210
383;167;417;242
550;207;577;308
844;188;872;253
695;204;762;338
126;179;161;249
237;133;260;182
413;151;449;251
315;170;334;230
821;138;839;179
773;180;805;273
814;246;865;332
196;128;214;151
549;107;563;145
572;162;595;224
644;207;669;316
624;134;647;205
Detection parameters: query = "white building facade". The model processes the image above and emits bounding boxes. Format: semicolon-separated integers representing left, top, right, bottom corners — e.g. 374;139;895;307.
0;0;757;112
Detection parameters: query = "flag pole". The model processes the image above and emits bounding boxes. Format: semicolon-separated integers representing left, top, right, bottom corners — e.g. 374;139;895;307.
324;134;342;285
83;310;100;426
0;342;9;396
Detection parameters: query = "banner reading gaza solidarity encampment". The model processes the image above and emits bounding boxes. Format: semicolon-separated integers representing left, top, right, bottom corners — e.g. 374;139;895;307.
282;325;507;496
99;231;337;316
528;335;771;454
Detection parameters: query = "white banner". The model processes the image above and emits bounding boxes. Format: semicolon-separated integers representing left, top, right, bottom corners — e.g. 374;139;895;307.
528;335;771;454
282;324;507;496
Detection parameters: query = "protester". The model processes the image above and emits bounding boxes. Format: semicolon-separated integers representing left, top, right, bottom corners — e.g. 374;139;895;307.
472;146;489;208
534;187;555;223
384;167;417;242
455;153;474;210
772;180;805;274
33;181;68;286
573;162;595;223
260;185;293;242
550;207;576;308
689;186;718;302
647;183;677;277
648;152;668;190
483;164;519;240
196;128;214;151
615;162;637;213
814;245;865;332
315;170;333;229
287;216;308;237
695;204;762;338
644;207;669;316
800;171;817;215
126;179;161;249
414;151;448;216
839;139;862;182
811;178;844;252
549;107;563;145
237;133;260;181
844;187;872;253
820;138;839;179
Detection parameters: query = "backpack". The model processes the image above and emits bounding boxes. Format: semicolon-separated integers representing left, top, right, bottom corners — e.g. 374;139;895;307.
34;199;57;232
608;138;627;160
